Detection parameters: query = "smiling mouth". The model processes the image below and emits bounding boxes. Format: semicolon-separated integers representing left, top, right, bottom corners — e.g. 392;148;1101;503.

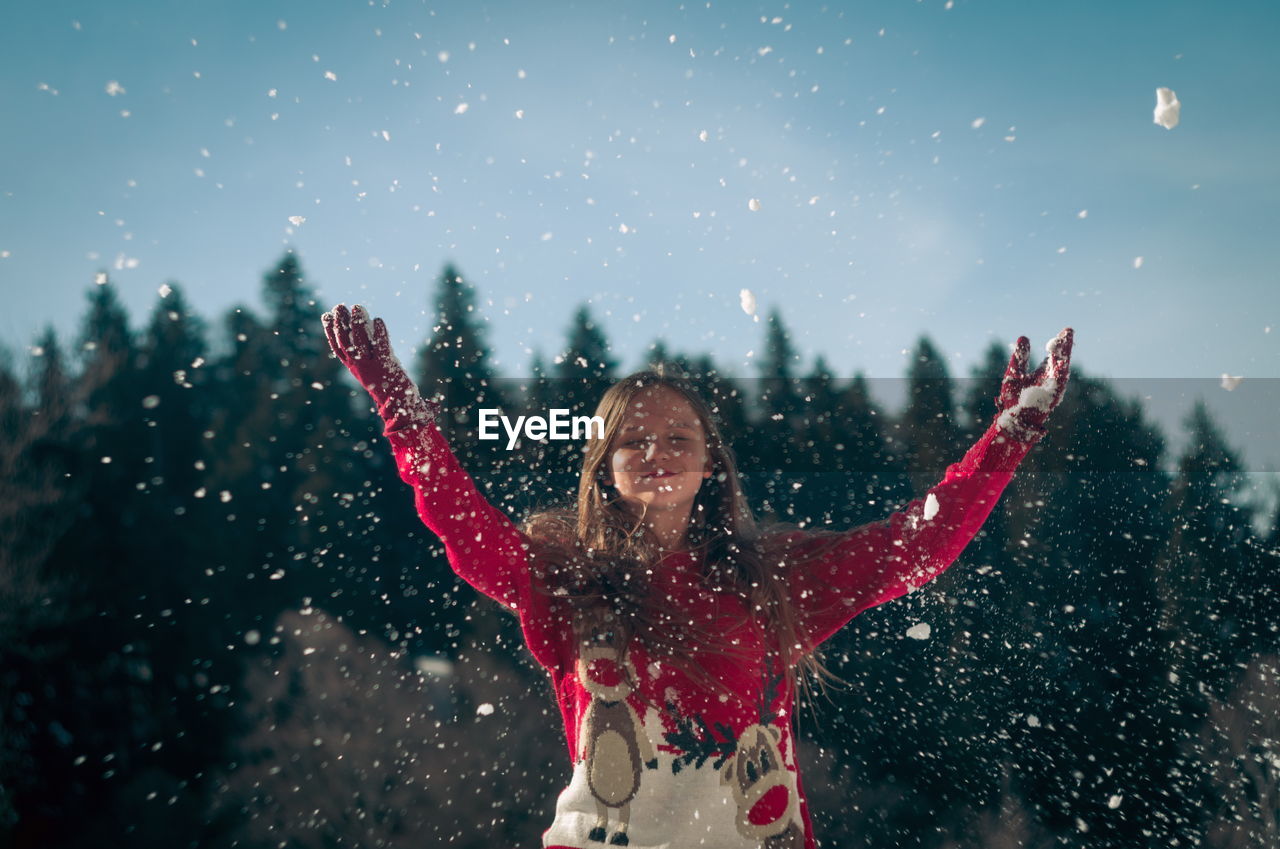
641;470;677;480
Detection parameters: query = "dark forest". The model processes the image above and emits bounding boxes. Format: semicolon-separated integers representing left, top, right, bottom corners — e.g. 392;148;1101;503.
2;254;1276;848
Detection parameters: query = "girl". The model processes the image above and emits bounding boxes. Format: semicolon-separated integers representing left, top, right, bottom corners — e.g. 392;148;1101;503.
322;303;1073;849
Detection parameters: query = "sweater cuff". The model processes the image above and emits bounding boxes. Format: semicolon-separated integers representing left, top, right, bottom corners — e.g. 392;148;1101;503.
380;395;440;436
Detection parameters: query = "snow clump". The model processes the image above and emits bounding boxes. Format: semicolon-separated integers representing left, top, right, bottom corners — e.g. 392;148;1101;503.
923;493;940;521
1154;87;1180;129
906;623;931;640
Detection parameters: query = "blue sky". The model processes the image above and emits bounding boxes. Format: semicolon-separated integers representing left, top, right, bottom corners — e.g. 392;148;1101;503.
1;0;1278;467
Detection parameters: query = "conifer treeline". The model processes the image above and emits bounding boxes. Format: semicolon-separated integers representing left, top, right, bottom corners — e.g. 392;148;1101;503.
1;254;1276;848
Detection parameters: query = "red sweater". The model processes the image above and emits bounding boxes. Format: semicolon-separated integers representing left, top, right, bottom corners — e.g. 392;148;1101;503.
384;416;1036;849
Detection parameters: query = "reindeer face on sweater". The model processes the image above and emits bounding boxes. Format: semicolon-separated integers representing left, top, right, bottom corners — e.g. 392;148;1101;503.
577;644;638;702
720;723;801;840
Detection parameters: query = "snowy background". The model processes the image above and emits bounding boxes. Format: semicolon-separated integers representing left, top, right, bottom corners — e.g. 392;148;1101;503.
3;3;1280;848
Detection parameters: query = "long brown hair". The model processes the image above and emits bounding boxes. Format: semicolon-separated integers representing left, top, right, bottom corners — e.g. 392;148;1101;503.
523;366;833;702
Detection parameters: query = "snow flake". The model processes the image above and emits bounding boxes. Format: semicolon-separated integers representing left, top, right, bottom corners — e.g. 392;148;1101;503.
1077;209;1088;219
739;289;757;316
970;116;986;129
141;395;160;409
698;129;709;142
323;70;337;81
455;103;469;114
244;630;261;645
1220;374;1243;391
288;215;306;226
1154;87;1180;129
104;80;126;96
158;283;172;298
1133;256;1144;269
476;702;495;716
748;198;761;211
1026;714;1041;727
1107;794;1123;809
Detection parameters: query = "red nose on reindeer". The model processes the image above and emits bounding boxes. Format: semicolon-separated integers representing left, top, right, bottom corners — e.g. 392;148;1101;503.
747;783;789;826
585;657;623;688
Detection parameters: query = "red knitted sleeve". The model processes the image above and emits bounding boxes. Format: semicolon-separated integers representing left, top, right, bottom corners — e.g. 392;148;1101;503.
779;420;1037;652
381;417;569;672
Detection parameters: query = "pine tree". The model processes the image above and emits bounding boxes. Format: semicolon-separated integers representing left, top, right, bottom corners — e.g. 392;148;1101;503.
528;304;617;508
137;285;210;515
414;263;505;434
555;304;618;391
897;336;960;495
750;308;805;519
1158;402;1253;697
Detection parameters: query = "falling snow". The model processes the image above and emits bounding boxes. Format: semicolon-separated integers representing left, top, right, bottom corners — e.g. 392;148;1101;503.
906;623;932;640
1154;87;1180;129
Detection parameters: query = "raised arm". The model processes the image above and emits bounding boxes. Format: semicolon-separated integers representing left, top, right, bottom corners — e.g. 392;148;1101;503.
322;303;564;668
786;328;1074;651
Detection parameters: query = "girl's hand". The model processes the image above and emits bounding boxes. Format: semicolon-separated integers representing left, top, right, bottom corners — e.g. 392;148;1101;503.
322;303;437;424
995;327;1073;441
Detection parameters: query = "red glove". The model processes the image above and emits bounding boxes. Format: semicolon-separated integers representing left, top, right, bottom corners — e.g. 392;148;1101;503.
322;303;438;428
995;327;1073;441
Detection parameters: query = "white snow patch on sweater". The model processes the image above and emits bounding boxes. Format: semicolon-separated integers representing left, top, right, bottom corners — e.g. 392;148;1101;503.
997;377;1058;432
923;493;940;522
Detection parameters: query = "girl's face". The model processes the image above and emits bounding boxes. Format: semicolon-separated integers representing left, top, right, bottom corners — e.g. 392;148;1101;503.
605;386;712;515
